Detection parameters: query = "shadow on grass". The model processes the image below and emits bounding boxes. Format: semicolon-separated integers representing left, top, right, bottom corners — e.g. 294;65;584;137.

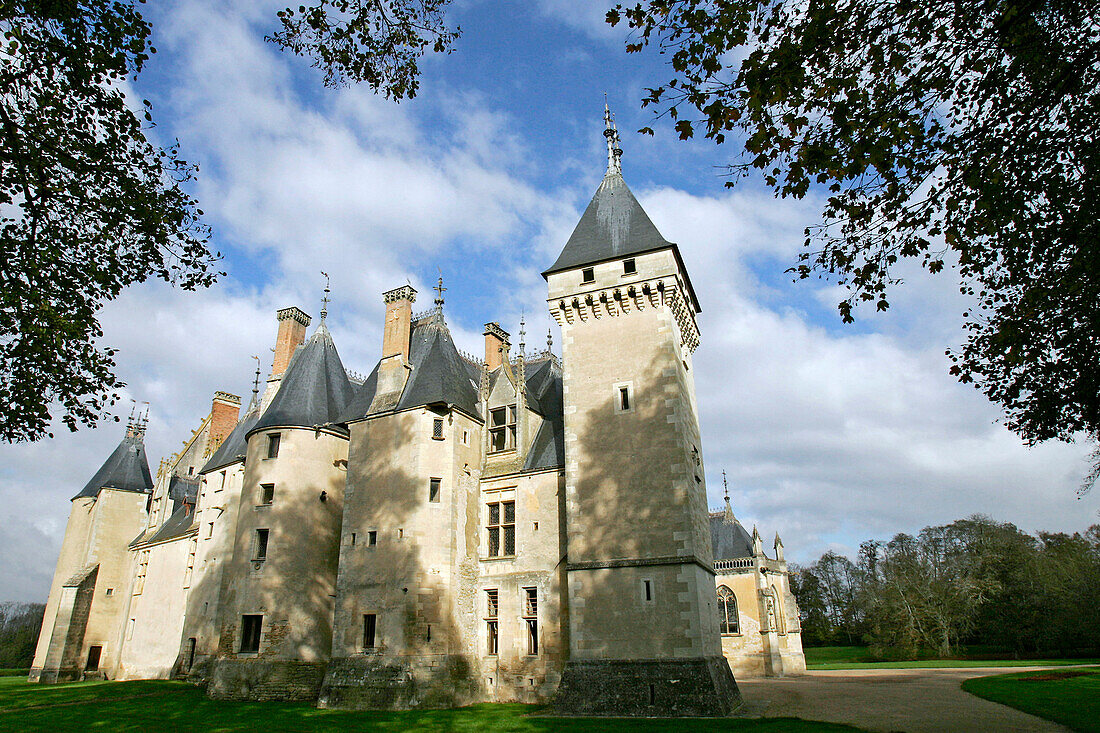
0;680;867;732
962;668;1100;733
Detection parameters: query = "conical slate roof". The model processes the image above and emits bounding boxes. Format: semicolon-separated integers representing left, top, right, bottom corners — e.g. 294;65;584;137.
710;502;756;560
341;313;480;422
250;324;355;437
73;429;154;500
200;400;261;474
543;171;672;277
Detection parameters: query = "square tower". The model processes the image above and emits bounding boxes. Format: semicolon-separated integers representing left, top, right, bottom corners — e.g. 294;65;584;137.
544;109;740;716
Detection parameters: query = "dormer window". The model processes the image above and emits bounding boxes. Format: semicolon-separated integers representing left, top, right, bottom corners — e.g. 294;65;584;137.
623;258;636;275
489;406;516;453
581;267;595;284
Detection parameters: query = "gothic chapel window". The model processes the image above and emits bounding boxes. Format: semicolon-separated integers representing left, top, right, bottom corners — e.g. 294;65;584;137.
717;585;739;635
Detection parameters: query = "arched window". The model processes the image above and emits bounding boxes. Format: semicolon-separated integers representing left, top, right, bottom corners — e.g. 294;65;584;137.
717;585;739;635
770;584;787;635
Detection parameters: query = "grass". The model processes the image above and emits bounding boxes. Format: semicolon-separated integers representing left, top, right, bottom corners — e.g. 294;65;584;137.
0;678;866;733
0;672;27;679
962;667;1100;732
805;646;1100;670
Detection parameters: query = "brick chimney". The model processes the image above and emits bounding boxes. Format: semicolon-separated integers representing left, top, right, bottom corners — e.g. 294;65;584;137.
382;286;417;360
484;322;510;371
272;307;311;377
209;391;241;448
371;286;418;409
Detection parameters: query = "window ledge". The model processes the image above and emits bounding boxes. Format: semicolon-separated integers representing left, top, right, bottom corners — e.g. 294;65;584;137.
431;436;445;441
481;555;517;562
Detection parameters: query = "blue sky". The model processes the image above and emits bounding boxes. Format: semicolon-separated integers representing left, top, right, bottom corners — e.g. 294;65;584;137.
0;0;1094;602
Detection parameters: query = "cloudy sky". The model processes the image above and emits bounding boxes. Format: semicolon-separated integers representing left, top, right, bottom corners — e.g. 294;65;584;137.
1;0;1095;602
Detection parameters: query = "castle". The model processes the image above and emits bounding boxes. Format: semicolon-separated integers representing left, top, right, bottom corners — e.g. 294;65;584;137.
29;109;804;714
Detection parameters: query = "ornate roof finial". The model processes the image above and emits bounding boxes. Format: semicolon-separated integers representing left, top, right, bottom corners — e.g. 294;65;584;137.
250;355;262;408
546;326;553;354
518;313;526;356
434;272;446;312
604;100;623;177
320;271;330;324
721;469;736;524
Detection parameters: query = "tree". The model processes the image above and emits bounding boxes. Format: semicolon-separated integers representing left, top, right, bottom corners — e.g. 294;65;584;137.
607;1;1100;481
1;1;215;442
268;0;459;98
0;1;457;443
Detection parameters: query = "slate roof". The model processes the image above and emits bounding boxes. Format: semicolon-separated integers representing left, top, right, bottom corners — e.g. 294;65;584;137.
168;474;199;514
710;503;756;560
145;503;197;544
201;401;261;474
522;357;564;472
342;313;480;422
250;323;355;437
544;170;671;276
542;170;701;312
73;430;154;500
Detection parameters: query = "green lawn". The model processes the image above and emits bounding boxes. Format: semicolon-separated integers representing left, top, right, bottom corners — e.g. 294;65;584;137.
962;667;1100;732
805;646;1100;670
0;678;864;733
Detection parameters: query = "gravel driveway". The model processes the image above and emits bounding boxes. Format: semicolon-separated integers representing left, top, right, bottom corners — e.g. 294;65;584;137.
735;667;1075;732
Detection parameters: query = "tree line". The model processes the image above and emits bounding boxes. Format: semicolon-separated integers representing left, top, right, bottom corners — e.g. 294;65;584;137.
789;515;1100;658
0;602;44;669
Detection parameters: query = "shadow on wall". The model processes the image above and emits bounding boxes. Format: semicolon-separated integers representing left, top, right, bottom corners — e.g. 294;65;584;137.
319;411;477;710
202;430;348;701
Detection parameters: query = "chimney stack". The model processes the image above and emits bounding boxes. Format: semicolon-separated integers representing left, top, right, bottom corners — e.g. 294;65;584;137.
382;285;417;360
272;307;311;377
483;322;510;371
209;391;241;448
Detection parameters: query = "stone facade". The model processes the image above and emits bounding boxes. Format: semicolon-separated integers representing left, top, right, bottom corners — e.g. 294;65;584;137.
31;112;804;713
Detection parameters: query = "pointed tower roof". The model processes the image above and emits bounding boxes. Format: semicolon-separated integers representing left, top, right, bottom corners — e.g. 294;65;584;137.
341;312;480;422
543;166;672;277
542;105;701;312
73;423;154;500
249;323;355;437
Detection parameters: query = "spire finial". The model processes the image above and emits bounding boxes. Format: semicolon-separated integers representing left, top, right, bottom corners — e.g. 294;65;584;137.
518;313;526;356
250;355;262;407
320;271;330;323
603;100;623;176
722;470;730;503
546;326;553;354
434;272;446;312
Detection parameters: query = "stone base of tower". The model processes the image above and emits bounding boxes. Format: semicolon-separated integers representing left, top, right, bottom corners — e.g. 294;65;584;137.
317;655;479;710
207;659;326;702
551;657;741;717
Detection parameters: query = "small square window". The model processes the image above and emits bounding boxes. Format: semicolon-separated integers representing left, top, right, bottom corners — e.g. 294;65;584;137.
581;267;595;283
266;433;281;459
368;530;377;546
623;258;636;275
429;478;441;503
260;483;274;505
105;588;114;597
432;418;444;440
619;386;630;411
240;615;262;653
